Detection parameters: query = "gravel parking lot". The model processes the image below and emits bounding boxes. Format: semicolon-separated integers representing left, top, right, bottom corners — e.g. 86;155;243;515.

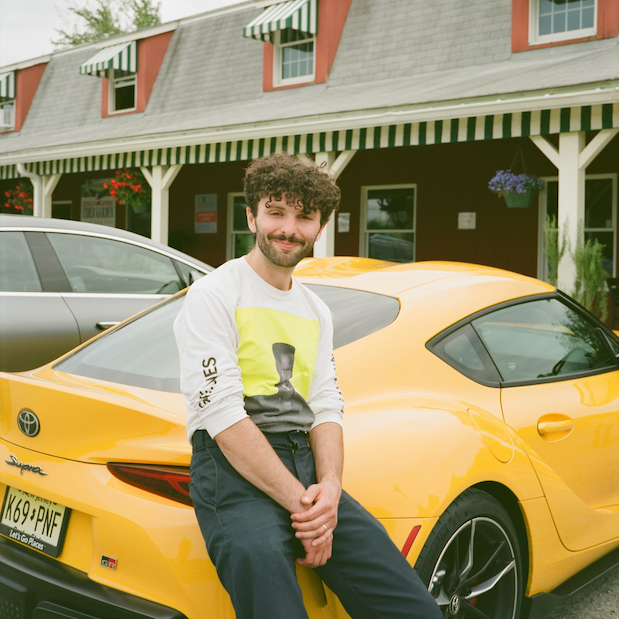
546;566;619;619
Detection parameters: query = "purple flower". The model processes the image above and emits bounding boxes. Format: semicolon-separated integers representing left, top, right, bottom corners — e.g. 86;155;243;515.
489;170;545;195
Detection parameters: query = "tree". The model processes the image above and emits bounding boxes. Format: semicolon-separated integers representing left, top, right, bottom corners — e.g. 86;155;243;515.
53;0;161;48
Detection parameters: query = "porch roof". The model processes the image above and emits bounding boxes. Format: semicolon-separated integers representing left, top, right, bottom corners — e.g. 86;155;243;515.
1;0;619;179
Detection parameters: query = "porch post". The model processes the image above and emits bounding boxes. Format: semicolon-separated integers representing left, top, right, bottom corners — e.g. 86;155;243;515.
313;151;356;258
531;129;619;293
41;174;62;218
16;165;61;218
141;165;182;245
556;132;585;294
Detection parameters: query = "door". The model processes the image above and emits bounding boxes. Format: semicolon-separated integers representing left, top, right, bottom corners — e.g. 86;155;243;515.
471;296;619;550
0;231;80;371
45;232;187;343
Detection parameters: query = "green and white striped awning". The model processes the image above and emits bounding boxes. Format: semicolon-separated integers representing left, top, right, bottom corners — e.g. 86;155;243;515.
0;72;15;102
243;0;318;42
79;41;137;77
2;103;618;180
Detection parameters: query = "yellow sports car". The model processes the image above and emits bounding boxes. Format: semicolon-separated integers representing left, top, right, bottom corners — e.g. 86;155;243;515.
1;258;618;619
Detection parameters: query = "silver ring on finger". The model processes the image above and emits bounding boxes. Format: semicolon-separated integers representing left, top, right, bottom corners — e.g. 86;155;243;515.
322;524;328;532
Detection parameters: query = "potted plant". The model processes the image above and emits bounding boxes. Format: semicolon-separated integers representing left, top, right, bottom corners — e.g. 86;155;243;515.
3;181;34;215
488;169;545;208
104;168;151;214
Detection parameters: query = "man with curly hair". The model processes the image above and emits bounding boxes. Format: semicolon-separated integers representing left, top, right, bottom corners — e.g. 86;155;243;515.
174;154;440;619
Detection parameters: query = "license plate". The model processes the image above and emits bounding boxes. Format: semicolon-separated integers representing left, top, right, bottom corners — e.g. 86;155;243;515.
0;487;70;557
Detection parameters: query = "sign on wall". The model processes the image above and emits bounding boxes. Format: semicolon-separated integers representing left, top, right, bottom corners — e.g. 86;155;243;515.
195;194;218;234
81;196;116;227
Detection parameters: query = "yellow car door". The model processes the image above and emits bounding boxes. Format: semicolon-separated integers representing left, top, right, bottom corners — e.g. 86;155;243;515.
471;296;619;551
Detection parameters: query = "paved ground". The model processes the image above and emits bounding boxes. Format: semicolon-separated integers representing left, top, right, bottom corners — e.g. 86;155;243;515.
545;566;619;618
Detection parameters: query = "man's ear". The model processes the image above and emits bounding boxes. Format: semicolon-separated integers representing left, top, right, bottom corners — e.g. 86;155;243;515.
246;206;257;233
314;222;327;243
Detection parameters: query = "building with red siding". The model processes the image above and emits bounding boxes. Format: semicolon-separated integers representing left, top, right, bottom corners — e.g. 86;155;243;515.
1;0;618;292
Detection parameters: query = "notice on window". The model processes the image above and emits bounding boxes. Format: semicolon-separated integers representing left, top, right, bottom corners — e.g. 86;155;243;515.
81;196;116;227
458;212;476;230
338;212;351;233
195;194;218;234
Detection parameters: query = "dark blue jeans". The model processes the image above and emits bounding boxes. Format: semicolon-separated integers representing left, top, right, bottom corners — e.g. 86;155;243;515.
190;429;441;619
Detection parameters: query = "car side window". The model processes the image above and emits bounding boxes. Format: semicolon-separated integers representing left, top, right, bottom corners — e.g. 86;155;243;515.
471;298;615;384
0;232;42;292
46;232;184;294
431;323;502;385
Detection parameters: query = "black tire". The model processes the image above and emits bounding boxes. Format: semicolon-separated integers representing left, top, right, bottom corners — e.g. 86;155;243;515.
415;488;524;619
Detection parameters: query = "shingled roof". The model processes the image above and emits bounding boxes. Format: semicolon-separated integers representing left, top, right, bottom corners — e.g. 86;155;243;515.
1;0;618;168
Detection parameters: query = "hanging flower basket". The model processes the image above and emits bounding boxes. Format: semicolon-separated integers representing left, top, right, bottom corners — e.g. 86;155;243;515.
503;189;535;209
3;181;34;215
104;168;151;214
488;170;545;209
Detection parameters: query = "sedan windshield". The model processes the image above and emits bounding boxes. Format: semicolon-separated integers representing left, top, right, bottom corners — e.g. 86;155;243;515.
54;285;399;392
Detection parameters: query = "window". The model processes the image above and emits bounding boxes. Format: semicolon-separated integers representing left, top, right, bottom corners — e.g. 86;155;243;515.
472;297;614;384
228;193;254;259
54;284;399;391
0;232;42;292
109;70;136;113
531;0;597;44
431;324;502;385
46;232;184;294
274;28;315;86
361;186;415;263
0;100;14;131
539;175;616;281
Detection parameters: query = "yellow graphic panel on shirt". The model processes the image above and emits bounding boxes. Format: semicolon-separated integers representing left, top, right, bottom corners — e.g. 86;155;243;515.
235;307;319;400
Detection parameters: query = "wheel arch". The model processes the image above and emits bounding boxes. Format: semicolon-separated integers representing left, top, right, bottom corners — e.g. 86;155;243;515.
472;481;531;591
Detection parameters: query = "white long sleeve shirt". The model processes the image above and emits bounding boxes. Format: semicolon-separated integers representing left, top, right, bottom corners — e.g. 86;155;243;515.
173;257;344;441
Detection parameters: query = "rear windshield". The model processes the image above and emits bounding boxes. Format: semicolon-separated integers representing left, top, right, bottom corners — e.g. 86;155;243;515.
54;285;399;392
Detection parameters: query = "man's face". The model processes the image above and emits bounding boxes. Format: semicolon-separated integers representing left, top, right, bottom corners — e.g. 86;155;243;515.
247;196;324;268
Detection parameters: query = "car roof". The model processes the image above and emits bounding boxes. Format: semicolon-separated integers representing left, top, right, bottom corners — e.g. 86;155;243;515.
296;257;552;294
0;214;213;271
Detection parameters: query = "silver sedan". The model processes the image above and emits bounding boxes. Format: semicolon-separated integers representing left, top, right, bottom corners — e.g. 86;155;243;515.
0;215;212;371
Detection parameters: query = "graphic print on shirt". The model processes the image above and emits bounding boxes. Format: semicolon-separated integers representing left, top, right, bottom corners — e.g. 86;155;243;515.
236;307;319;431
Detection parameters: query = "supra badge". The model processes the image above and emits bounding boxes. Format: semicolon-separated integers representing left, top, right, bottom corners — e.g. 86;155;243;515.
17;410;40;437
5;454;48;476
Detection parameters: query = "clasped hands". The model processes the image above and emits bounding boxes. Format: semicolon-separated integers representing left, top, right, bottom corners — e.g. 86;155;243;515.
290;479;341;568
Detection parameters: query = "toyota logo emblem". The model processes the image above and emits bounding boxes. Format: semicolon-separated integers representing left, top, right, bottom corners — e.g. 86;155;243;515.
17;410;40;437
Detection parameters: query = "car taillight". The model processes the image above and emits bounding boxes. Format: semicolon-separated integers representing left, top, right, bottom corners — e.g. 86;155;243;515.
107;463;192;506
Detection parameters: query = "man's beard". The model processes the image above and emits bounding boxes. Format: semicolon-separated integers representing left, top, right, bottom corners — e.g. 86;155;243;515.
255;229;316;268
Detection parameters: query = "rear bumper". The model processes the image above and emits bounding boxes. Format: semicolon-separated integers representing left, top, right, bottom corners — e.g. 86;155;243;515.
0;536;187;619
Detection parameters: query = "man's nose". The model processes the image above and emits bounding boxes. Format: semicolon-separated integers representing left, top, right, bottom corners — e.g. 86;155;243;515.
278;214;298;237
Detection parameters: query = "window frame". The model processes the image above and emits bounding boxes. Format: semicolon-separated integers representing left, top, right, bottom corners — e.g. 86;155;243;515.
537;173;617;281
360;184;417;263
227;192;254;260
272;28;316;87
107;69;137;115
427;291;619;388
0;100;15;131
529;0;598;45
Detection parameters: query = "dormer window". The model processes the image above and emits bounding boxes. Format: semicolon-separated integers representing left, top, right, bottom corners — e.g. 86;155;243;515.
0;72;15;132
80;40;138;115
275;28;315;85
110;71;137;113
531;0;597;44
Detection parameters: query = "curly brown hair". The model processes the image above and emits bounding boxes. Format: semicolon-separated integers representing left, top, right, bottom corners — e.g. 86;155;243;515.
244;154;341;226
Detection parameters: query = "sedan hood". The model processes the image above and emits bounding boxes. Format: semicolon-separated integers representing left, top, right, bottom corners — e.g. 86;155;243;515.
0;370;190;465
